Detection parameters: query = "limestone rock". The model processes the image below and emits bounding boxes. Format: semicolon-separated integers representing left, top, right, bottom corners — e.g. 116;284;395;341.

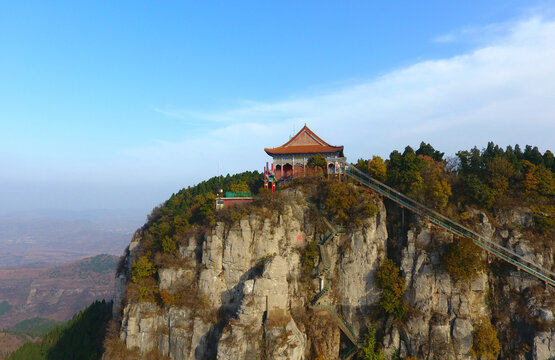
120;302;167;354
533;331;555;360
428;324;451;360
167;307;194;360
217;255;306;359
338;201;387;336
538;308;554;322
158;268;194;291
112;230;142;318
451;318;473;355
306;309;340;359
476;211;495;239
383;326;400;358
495;207;533;228
112;187;553;360
265;317;306;360
179;236;199;265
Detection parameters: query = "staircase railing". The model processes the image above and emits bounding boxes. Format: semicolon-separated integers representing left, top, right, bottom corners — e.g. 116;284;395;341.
320;229;335;245
345;164;555;287
305;195;363;357
310;280;331;306
342;343;362;360
321;304;360;348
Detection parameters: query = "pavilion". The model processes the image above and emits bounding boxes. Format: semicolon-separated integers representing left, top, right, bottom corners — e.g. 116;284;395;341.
264;125;346;180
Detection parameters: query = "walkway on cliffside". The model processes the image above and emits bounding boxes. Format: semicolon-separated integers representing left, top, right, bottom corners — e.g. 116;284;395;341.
345;164;555;288
306;200;362;359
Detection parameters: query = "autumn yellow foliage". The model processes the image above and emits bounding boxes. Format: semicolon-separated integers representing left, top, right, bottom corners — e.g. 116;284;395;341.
471;317;501;360
131;254;156;283
368;155;387;182
376;258;406;318
441;238;483;282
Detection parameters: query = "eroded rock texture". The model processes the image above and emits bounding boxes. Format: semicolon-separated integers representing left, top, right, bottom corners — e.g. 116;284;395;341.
112;189;554;360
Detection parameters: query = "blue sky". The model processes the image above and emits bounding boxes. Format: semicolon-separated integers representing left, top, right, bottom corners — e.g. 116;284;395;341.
1;1;555;216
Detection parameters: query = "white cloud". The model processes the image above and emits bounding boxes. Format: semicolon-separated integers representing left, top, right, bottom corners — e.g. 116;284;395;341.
122;16;555;187
433;33;457;43
432;20;513;45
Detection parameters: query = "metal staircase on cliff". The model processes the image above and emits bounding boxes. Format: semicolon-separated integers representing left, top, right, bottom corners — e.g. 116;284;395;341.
344;163;555;288
306;203;362;359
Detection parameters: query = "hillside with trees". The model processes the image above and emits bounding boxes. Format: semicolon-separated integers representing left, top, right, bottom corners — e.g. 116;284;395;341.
355;142;554;241
6;301;111;360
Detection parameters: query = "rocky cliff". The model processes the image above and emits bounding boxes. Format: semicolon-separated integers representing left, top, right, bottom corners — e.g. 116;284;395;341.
109;185;554;360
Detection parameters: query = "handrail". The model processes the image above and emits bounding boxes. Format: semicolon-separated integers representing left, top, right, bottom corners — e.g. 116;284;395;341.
326;305;359;347
321;230;335;245
306;197;363;351
342;345;360;360
309;303;359;347
345;164;555;287
310;280;331;306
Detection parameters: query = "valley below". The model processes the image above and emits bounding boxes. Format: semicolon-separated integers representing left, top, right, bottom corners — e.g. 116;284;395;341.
0;254;118;329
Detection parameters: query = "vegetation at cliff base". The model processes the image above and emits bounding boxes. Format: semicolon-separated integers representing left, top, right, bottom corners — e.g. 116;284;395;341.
6;300;112;360
359;323;385;360
376;258;406;319
471;317;501;360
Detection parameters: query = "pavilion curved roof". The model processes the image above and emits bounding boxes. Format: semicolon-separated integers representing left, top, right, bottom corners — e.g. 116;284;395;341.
264;125;344;157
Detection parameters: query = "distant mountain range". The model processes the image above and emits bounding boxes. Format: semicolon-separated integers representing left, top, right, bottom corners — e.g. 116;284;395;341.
0;210;142;268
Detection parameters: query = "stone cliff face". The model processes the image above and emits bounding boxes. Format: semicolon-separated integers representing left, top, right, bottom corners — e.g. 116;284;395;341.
393;219;488;359
111;188;554;360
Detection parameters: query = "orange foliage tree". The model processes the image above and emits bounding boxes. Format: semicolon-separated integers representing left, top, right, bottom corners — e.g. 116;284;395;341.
522;160;555;196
